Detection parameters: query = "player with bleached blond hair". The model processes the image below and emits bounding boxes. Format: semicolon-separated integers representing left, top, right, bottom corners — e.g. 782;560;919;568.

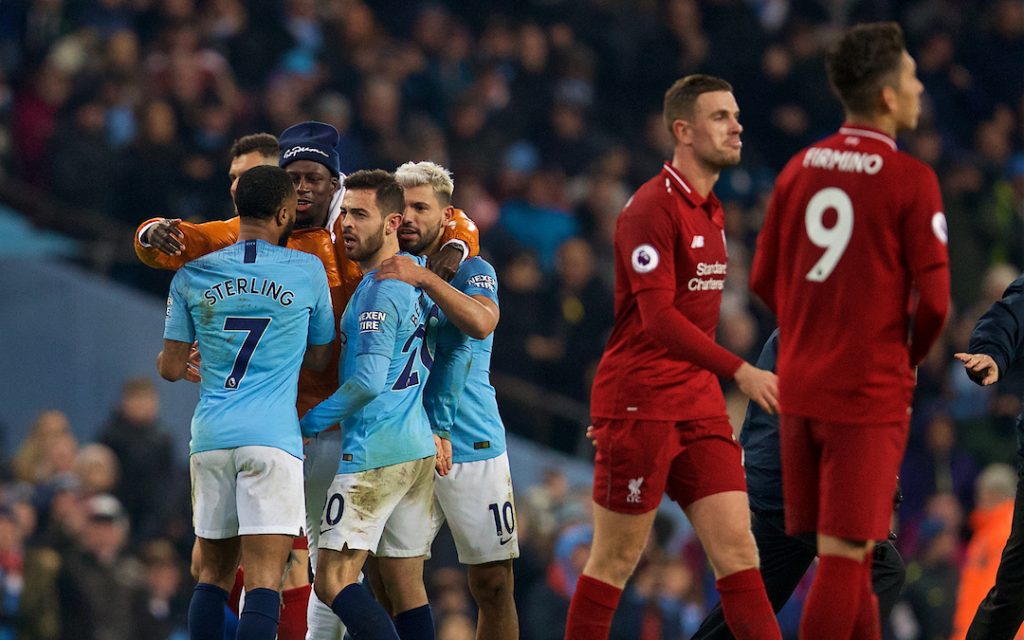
375;160;518;639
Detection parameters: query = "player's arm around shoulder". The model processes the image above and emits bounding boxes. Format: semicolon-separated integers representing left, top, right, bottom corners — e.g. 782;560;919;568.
377;255;499;339
135;217;240;270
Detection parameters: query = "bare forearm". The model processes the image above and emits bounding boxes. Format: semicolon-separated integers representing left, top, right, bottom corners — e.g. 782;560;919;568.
420;271;497;339
156;351;186;381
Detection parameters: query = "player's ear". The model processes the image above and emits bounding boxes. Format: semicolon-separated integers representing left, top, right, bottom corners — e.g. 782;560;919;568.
443;205;455;224
384;212;402;234
879;83;899;116
672;118;691;144
330;176;340;193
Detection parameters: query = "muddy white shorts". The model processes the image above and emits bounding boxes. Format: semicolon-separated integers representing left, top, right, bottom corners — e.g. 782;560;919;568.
318;456;435;556
190;446;304;539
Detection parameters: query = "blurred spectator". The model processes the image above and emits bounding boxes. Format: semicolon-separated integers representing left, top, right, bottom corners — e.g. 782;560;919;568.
494;169;579;272
115;100;186;222
11;61;71;187
72;444;119;498
901;410;979;522
56;494;147;640
522;523;592;640
11;411;75;486
900;517;962;640
529;238;613;435
951;463;1020;639
48;92;117;212
136;539;188;640
98;377;175;542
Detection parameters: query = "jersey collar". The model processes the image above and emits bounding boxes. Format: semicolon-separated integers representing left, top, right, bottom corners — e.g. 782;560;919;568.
661;162;724;227
837;124;897;152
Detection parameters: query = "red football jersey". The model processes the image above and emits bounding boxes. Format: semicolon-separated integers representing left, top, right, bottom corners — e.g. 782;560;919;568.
750;125;950;423
591;163;744;421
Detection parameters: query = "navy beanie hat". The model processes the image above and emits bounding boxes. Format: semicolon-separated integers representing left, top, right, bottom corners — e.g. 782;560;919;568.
279;121;341;177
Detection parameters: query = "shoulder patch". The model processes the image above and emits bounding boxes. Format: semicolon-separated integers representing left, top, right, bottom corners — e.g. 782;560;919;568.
931;212;948;245
359;310;387;333
631;244;659;273
466;274;496;291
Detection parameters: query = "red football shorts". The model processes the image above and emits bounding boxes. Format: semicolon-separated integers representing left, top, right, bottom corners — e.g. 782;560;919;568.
780;415;909;541
592;416;747;513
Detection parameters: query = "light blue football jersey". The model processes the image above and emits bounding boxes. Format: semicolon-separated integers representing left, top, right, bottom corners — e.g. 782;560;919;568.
424;257;507;464
336;254;436;473
164;239;335;460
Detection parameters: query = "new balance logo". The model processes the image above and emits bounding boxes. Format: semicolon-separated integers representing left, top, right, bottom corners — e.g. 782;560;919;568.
626;477;643;503
691;235;705;248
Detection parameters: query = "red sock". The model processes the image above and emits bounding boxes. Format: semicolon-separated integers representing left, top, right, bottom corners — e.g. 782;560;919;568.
852;556;881;640
716;568;782;640
277;584;311;640
800;555;864;640
564;575;622;640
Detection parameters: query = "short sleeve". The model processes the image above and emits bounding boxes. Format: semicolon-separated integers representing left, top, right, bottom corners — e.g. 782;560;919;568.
163;271;195;343
353;280;403;358
616;200;678;294
455;259;499;305
307;262;336;346
901;163;949;277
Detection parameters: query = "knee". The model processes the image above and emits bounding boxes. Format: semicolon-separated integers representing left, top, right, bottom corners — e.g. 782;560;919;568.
590;544;644;585
468;564;513;607
708;532;760;575
313;573;340;607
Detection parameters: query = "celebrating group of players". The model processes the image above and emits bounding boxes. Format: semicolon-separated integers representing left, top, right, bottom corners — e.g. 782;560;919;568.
149;120;518;640
142;17;1024;640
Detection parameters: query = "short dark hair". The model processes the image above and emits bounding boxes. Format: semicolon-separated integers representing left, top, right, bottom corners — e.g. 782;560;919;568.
663;74;734;135
344;169;405;218
229;133;279;159
826;22;906;116
234;165;294;220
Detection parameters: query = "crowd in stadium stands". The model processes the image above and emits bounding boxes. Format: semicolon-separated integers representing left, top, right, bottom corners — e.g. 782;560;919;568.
0;0;1022;637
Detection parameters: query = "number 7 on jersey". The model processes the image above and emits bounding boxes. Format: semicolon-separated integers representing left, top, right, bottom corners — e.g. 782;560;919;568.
223;316;271;389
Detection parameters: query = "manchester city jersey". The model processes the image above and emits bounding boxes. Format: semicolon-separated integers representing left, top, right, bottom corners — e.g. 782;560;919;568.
425;257;507;464
337;254;436;473
164;239;335;459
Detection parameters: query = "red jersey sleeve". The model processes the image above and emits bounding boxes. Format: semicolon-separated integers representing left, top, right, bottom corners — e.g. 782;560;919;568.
616;201;678;294
901;164;949;277
901;162;951;364
750;185;785;315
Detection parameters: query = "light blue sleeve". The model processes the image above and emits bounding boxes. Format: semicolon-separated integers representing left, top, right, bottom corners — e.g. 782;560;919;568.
307;262;335;346
424;340;473;440
163;271;194;343
300;352;389;436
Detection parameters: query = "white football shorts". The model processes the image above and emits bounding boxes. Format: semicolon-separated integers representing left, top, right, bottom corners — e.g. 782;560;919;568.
378;452;519;564
190;445;304;539
318;456;435;556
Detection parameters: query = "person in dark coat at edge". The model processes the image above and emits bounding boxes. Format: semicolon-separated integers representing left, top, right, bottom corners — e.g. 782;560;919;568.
956;273;1024;639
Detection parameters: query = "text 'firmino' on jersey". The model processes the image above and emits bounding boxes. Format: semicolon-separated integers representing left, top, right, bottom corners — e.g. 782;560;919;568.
202;278;296;306
802;147;884;174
